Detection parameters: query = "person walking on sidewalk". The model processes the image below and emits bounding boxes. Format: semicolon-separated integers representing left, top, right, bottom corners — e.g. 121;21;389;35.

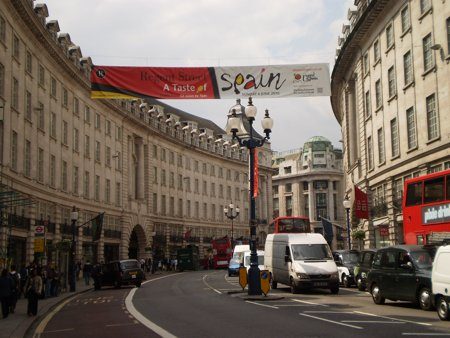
83;261;93;286
9;265;20;313
25;269;43;316
0;269;13;319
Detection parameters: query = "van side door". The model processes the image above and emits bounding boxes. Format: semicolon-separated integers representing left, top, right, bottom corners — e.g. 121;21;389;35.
281;245;292;285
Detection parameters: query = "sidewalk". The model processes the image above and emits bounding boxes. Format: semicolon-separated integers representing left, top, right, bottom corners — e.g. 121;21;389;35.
1;280;92;338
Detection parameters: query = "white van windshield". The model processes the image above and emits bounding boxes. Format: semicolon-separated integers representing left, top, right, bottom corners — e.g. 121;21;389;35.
232;252;245;261
291;244;332;260
244;255;264;266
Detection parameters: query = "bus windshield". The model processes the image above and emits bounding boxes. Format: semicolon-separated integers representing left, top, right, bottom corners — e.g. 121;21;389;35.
291;244;332;260
278;218;310;233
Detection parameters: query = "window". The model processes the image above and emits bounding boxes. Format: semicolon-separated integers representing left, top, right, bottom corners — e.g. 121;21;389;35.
84;171;90;198
401;6;410;33
169;197;174;216
115;152;122;171
73;128;79;152
178;155;183;167
95;175;100;201
25;91;32;121
426;94;438;140
373;40;380;62
50;76;57;97
285;183;292;193
420;0;431;14
161;195;166;215
12;77;19;109
95;113;101;129
161;169;166;186
62;121;68;145
202;180;207;195
11;131;18;171
152;144;158;159
390;118;399;158
365;90;371;117
50;155;56;187
50;112;56;138
211;182;216;197
106;120;111;136
403;51;413;86
84;135;90;157
38;64;45;87
116;183;121;206
284;166;292;174
203;202;207;219
170;172;175;188
447;18;450;55
386;24;394;49
226;169;231;180
170;151;174;165
375;79;382;109
153;167;157;184
24;140;31;177
377;128;385;164
62;87;68;107
13;34;19;59
73;166;79;194
423;33;434;72
286;196;293;216
105;179;111;203
84;106;90;123
387;66;396;98
363;53;369;75
424;177;444;203
37;102;44;130
95;141;101;162
105;146;111;167
73;97;79;116
26;51;32;74
0;16;5;43
406;182;422;206
273;185;278;194
61;161;67;191
0;63;4;97
367;136;374;170
38;148;44;183
406;107;417;149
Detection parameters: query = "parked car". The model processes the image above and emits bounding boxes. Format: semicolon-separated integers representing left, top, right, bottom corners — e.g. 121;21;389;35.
354;249;377;291
332;250;360;288
94;259;144;290
367;245;434;310
432;243;450;320
227;259;241;277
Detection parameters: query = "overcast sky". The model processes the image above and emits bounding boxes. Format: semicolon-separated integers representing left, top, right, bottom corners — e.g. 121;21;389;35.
43;0;353;152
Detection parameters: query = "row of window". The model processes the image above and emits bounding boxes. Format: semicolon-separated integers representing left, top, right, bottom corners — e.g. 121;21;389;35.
152;144;246;182
366;93;440;170
273;193;338;221
151;193;249;222
273;181;339;194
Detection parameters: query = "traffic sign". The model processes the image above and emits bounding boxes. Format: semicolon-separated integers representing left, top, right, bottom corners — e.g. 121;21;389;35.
260;270;270;296
35;225;45;236
34;238;44;253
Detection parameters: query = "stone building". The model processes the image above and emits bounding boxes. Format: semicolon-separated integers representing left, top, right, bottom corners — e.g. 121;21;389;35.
331;0;450;247
0;1;273;270
272;136;346;249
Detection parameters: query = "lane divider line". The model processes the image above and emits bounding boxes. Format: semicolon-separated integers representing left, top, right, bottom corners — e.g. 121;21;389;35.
353;311;432;326
299;313;363;330
292;299;329;307
245;301;279;309
202;275;222;294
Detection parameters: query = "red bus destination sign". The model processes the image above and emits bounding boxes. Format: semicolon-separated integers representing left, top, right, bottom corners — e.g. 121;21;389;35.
422;202;450;225
90;64;331;100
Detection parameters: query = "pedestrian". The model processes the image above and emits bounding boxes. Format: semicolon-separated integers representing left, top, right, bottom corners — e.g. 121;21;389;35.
83;260;93;285
0;269;13;318
76;261;82;281
25;269;43;316
19;264;28;298
9;265;20;313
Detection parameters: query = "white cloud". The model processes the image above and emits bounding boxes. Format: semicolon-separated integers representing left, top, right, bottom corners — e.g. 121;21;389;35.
43;0;349;151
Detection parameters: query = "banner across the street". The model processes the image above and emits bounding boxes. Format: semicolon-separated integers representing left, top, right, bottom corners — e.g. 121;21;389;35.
91;64;330;100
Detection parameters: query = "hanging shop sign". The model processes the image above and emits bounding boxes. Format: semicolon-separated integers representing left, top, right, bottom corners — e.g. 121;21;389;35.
90;64;330;100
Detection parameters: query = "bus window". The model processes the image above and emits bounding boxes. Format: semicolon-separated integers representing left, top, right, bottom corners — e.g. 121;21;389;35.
424;177;444;203
405;182;422;206
416;235;424;245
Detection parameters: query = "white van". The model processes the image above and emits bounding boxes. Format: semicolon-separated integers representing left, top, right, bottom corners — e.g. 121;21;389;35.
231;244;250;263
264;233;339;294
432;244;450;321
243;250;265;272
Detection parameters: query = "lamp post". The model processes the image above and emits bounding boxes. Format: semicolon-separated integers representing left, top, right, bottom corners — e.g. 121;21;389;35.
224;203;240;247
343;197;351;250
69;206;78;292
226;97;273;296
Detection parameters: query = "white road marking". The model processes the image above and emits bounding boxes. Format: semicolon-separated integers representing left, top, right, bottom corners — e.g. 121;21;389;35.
353;311;432;326
245;301;279;309
299;313;363;329
342;320;405;324
105;323;138;327
202;275;222;294
304;311;355;314
125;274;180;338
402;334;450;336
42;328;74;333
291;299;329;307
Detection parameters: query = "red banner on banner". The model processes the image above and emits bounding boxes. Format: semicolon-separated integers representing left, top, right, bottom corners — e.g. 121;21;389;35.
354;185;369;219
253;149;259;198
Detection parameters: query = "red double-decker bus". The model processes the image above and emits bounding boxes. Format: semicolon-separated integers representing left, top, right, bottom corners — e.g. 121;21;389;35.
268;216;311;234
211;236;232;269
403;168;450;245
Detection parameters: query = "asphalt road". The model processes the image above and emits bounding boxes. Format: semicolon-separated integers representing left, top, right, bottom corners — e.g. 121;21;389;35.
32;271;450;338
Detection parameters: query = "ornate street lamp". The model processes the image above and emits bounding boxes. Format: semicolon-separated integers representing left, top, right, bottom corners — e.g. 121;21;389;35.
224;203;240;247
69;206;78;292
226;97;273;296
343;197;351;250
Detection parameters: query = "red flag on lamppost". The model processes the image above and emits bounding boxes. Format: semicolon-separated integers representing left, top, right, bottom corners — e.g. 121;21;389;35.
354;185;369;219
253;148;259;198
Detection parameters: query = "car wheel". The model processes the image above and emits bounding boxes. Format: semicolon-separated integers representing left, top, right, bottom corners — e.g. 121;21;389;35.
371;284;385;305
342;274;351;288
271;278;277;289
418;287;432;311
290;277;298;294
330;285;339;294
437;297;450;321
356;276;365;291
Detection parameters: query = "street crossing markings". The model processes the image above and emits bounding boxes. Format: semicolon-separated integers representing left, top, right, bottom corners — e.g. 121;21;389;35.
299;313;363;330
292;299;329;307
353;311;432;326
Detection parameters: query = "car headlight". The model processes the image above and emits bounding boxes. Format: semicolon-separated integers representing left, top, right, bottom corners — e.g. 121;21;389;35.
296;273;309;279
331;272;338;279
